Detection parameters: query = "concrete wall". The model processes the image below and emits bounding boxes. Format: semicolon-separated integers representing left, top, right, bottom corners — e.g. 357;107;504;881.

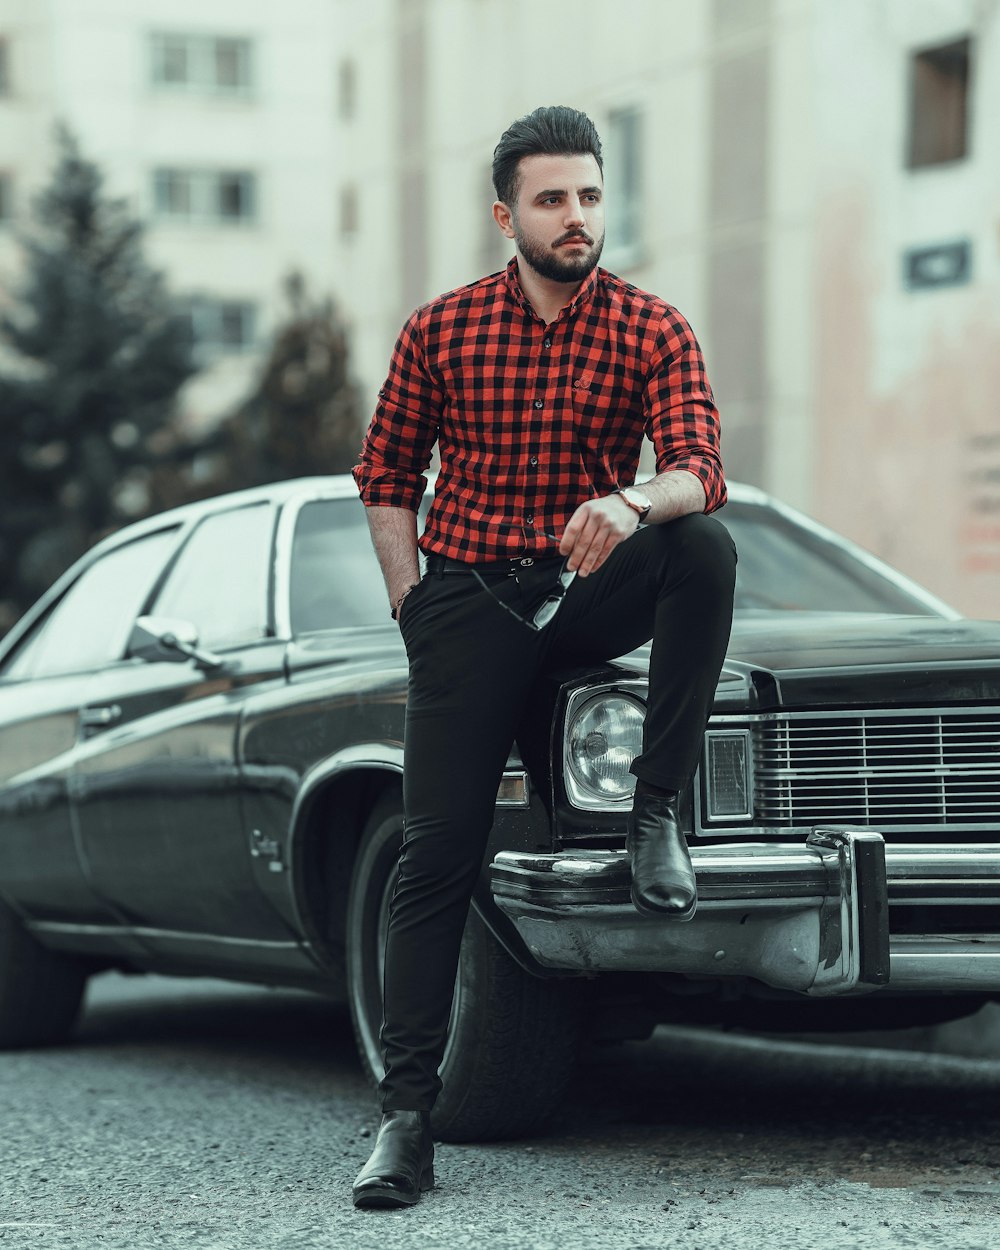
337;0;797;484
338;0;997;617
811;0;1000;617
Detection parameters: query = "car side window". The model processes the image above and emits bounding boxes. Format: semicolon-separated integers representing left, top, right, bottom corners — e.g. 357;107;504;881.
148;504;275;649
290;498;394;632
1;529;180;681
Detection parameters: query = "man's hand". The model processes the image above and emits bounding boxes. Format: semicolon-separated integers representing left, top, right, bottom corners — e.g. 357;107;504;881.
559;495;638;576
390;580;421;621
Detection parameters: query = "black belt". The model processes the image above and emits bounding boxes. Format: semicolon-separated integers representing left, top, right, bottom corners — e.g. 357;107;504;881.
426;554;563;576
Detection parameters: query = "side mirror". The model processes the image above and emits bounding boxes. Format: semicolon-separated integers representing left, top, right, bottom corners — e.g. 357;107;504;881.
129;616;224;671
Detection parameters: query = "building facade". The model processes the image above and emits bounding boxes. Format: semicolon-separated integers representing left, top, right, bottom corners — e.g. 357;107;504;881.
1;0;996;615
0;0;347;431
333;0;999;618
333;0;815;515
811;0;999;617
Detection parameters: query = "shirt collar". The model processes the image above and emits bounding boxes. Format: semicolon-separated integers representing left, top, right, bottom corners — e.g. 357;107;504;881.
503;256;601;325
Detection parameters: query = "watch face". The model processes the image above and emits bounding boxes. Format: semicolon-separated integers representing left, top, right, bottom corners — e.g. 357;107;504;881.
623;488;652;514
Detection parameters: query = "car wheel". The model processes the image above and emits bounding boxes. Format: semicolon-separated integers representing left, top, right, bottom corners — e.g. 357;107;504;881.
0;898;89;1047
346;788;584;1142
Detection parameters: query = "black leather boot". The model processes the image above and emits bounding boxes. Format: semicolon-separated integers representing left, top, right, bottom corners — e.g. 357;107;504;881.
626;789;697;921
352;1110;435;1209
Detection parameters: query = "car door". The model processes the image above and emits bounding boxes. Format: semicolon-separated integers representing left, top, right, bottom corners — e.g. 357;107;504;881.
71;501;296;960
0;526;180;948
238;492;410;930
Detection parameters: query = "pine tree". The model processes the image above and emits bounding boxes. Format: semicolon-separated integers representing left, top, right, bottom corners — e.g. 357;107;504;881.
152;271;362;506
0;126;194;628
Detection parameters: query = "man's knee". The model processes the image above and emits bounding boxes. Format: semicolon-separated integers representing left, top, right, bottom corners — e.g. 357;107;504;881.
652;512;737;585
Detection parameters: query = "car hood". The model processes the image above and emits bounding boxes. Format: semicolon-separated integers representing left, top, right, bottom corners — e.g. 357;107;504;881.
614;612;1000;711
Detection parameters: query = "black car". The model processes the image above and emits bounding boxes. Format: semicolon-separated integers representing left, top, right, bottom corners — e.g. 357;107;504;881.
2;477;998;1141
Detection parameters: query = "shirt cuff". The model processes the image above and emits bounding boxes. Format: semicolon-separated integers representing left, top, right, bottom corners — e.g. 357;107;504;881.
656;454;727;513
352;464;427;512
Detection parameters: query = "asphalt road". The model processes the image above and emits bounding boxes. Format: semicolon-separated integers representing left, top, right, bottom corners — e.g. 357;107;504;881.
2;973;1000;1250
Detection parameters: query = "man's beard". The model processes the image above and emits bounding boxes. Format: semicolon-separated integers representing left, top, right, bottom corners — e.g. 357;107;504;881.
513;220;605;284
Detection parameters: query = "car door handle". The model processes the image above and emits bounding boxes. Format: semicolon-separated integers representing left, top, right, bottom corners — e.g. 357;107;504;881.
80;704;122;728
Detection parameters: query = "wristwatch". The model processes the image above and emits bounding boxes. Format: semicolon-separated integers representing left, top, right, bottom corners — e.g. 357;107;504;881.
615;486;653;522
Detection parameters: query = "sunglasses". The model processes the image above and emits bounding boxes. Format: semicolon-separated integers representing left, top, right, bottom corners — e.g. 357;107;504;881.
471;530;577;631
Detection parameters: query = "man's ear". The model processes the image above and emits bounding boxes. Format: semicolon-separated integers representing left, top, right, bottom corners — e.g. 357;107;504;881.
493;200;515;240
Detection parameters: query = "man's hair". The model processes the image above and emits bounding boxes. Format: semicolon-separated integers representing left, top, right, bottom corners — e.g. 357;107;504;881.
492;106;603;207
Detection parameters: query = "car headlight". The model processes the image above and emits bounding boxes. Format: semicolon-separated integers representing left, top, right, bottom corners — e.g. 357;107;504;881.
565;691;646;808
702;728;754;821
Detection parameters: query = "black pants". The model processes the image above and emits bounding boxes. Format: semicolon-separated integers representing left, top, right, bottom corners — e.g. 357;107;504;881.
380;514;737;1110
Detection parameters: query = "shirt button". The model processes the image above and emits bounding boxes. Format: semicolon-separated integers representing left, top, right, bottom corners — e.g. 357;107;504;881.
529;456;538;466
543;337;552;348
526;514;535;524
533;399;543;409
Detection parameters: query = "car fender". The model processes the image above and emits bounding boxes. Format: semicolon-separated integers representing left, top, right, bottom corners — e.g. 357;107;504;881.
283;743;556;980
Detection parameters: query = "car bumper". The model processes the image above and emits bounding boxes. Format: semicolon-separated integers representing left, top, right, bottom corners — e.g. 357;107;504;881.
490;830;1000;997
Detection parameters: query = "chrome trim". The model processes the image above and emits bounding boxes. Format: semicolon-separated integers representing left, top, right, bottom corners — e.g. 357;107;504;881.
287;744;525;829
492;836;1000;995
28;921;301;950
562;679;648;812
700;707;1000;835
709;706;1000;725
290;743;405;839
702;727;754;822
807;827;888;994
890;937;1000;989
497;770;531;808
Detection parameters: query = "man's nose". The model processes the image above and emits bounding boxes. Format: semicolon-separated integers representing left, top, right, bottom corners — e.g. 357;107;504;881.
564;198;586;227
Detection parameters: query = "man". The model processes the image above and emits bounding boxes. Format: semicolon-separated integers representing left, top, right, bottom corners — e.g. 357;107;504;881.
351;105;736;1209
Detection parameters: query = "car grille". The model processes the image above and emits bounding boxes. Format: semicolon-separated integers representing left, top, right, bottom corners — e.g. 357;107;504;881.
754;708;1000;830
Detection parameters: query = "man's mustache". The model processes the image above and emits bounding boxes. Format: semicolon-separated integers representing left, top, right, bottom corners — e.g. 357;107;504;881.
553;231;594;247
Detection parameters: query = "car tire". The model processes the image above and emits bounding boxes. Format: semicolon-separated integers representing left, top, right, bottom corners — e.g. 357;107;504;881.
0;898;89;1047
346;788;584;1142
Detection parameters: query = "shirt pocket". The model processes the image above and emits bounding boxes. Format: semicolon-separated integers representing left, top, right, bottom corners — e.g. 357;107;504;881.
571;372;642;485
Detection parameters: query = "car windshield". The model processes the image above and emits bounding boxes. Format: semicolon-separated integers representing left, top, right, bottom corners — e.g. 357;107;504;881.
718;500;943;616
287;493;946;635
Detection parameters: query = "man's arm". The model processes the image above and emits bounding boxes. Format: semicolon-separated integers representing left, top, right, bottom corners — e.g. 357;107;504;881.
559;469;705;577
353;311;443;617
635;467;706;523
365;505;421;620
561;306;722;578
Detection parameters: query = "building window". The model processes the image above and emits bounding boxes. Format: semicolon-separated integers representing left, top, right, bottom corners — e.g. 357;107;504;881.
153;169;257;224
340;185;358;237
150;33;253;95
906;37;971;168
604;107;642;261
337;58;356;120
218;172;254;220
180;297;257;359
0;173;12;224
214;38;250;91
0;38;9;96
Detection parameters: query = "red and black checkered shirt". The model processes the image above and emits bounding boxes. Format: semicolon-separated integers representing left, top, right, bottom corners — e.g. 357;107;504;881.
353;258;726;562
